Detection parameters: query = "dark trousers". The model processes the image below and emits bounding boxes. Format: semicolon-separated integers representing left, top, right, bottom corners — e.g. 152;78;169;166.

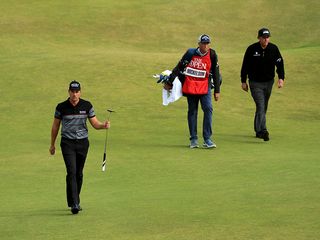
187;88;213;141
249;80;274;134
60;138;89;207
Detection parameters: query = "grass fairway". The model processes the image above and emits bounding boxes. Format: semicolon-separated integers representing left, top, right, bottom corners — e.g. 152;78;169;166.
0;0;319;239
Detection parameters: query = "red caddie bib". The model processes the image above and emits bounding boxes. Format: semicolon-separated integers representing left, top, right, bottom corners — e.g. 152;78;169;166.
182;53;211;95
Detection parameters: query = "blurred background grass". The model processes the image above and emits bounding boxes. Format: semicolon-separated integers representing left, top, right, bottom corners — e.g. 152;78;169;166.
0;0;319;239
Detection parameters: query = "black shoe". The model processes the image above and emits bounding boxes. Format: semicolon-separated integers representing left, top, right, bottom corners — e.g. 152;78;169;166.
256;132;263;139
262;131;269;141
68;204;82;210
71;204;80;214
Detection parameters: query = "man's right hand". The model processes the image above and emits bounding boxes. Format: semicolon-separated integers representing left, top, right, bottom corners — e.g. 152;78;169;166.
163;83;173;90
49;145;55;155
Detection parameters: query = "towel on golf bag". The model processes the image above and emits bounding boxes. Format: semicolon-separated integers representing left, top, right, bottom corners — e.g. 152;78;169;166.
163;77;182;106
153;70;182;106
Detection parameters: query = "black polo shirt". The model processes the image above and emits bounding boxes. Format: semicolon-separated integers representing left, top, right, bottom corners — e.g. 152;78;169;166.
54;98;95;139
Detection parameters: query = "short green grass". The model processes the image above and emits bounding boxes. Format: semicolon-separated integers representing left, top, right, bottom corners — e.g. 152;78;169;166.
0;0;319;239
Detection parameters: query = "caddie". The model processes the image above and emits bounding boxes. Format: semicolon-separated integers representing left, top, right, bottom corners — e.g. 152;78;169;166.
164;34;221;148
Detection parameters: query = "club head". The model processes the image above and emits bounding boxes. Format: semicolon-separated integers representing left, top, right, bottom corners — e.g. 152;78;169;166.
107;109;115;113
153;74;160;78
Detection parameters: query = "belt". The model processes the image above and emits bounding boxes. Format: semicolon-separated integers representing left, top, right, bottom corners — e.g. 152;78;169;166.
61;137;88;142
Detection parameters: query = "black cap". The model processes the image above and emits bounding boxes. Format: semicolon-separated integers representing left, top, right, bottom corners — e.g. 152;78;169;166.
69;80;81;91
258;28;271;38
198;34;211;43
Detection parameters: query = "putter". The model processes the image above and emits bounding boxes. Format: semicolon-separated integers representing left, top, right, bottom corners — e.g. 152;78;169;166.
102;109;115;171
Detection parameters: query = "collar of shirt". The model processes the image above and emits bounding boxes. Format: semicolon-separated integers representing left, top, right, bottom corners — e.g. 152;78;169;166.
196;48;209;57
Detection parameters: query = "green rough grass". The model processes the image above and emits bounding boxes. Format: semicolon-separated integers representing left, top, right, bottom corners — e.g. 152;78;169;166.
0;0;319;239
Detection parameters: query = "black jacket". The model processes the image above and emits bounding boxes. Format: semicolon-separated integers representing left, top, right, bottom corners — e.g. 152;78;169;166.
241;42;285;83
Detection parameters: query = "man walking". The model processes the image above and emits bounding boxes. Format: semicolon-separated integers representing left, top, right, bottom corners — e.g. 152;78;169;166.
165;34;221;148
49;80;110;214
241;28;285;141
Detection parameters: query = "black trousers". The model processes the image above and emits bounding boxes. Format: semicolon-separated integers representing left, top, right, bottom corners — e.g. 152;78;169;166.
60;138;89;207
249;80;274;134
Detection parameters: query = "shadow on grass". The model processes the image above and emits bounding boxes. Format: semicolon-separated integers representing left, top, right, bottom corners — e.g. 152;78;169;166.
0;208;78;217
130;134;267;151
218;133;268;144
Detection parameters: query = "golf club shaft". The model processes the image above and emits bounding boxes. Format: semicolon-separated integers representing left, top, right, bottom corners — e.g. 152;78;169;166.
102;153;106;171
102;126;108;171
102;109;114;171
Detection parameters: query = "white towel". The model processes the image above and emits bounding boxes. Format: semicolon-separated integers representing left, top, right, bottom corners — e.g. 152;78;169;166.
162;77;182;106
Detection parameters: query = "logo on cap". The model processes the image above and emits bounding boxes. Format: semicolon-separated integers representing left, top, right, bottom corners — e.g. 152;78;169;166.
258;28;271;37
69;80;81;91
198;34;211;43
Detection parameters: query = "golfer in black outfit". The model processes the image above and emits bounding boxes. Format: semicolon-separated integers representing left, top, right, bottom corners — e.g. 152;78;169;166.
241;28;285;141
50;80;110;214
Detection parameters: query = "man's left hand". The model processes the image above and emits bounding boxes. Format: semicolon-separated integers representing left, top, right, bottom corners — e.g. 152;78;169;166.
104;121;110;129
214;92;220;101
278;79;284;88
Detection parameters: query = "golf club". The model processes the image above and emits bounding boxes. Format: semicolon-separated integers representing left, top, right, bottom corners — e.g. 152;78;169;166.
102;109;115;171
